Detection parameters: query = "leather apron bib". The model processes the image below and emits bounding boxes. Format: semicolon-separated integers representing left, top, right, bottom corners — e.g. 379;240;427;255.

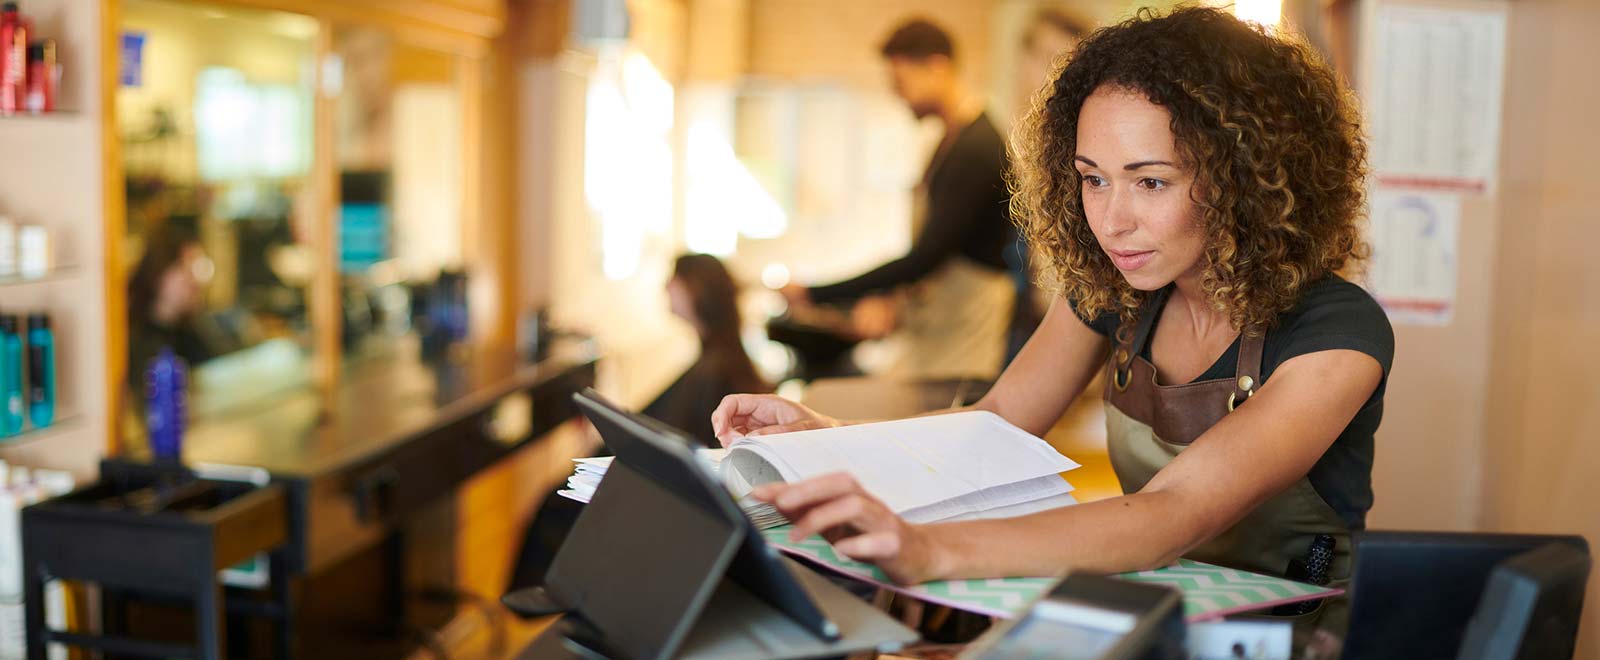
1102;288;1351;636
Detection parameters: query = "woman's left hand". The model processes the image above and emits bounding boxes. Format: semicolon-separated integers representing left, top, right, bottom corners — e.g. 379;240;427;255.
751;472;944;585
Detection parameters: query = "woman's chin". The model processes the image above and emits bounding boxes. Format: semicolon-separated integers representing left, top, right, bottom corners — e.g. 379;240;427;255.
1118;271;1172;292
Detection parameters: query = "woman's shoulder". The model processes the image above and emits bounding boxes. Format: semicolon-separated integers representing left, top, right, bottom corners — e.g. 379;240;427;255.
1272;275;1395;373
1066;296;1122;337
1286;276;1389;325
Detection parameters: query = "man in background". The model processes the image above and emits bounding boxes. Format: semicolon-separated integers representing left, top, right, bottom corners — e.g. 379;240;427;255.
783;18;1016;380
1013;8;1093;118
1004;8;1094;360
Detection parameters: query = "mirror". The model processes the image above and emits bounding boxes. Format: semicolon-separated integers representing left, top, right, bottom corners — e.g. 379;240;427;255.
119;0;319;418
332;26;465;364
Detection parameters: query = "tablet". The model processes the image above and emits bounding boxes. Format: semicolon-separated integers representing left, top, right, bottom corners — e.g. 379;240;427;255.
569;389;839;642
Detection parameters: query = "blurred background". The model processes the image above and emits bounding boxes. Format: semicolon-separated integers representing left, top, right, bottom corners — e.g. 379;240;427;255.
0;0;1596;656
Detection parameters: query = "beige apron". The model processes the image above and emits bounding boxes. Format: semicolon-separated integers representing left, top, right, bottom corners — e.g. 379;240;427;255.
867;131;1014;381
880;256;1013;381
1103;288;1351;639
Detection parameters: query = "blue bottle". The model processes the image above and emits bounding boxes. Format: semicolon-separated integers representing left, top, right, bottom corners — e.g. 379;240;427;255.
0;315;22;437
25;313;53;429
146;347;186;461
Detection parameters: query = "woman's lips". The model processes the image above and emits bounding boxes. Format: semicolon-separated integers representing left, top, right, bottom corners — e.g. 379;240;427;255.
1107;249;1155;271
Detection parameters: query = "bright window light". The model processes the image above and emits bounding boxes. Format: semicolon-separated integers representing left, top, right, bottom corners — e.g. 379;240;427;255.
583;52;674;279
1234;0;1282;29
760;263;791;289
685;121;789;256
194;67;311;182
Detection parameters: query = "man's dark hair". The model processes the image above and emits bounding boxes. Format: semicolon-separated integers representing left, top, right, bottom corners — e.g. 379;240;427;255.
880;18;955;61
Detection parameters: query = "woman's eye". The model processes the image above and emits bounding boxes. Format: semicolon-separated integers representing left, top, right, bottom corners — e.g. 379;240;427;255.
1138;177;1167;190
1081;174;1106;188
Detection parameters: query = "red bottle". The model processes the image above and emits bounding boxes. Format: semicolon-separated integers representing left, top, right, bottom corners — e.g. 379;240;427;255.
0;2;26;114
0;4;15;83
24;39;50;113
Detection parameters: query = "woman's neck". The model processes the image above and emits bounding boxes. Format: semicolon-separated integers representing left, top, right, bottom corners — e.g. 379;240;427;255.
1168;270;1231;340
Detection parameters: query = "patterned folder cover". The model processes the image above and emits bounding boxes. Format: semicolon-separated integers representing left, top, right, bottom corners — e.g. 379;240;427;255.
762;528;1340;621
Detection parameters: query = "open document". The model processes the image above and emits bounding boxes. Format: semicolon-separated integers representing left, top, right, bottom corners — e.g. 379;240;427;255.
723;411;1080;524
559;410;1082;528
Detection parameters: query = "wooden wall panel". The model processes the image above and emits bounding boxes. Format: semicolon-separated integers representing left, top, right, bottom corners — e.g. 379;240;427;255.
1481;0;1600;654
746;0;996;90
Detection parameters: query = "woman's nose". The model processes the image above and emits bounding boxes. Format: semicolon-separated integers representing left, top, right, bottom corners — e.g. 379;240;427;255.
1099;190;1137;237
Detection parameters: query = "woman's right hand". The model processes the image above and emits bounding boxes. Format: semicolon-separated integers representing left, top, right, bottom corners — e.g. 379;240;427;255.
711;394;839;447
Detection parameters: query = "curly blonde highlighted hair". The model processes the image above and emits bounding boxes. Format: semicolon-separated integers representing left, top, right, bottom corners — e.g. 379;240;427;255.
1011;6;1369;335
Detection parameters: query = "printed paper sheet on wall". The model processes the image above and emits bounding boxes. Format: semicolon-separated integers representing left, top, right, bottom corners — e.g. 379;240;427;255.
1367;4;1508;195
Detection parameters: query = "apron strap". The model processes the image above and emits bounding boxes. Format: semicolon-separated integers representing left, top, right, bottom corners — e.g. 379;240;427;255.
1127;287;1170;357
1112;288;1170;381
1231;331;1266;407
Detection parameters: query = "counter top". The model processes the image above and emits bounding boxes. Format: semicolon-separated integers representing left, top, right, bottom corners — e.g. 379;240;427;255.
127;337;600;479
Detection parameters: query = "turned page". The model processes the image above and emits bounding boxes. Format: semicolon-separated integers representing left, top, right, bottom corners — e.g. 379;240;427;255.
724;411;1079;520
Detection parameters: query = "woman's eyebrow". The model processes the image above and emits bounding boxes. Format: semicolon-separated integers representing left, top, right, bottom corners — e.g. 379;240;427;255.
1073;156;1179;170
1125;160;1178;170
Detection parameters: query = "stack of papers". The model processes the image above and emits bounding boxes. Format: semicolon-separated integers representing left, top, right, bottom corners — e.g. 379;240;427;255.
556;449;790;529
557;410;1082;529
559;456;612;502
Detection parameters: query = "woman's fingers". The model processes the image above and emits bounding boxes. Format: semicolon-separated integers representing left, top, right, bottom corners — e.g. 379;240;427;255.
788;494;870;541
751;474;930;584
713;396;778;443
712;394;823;443
764;472;861;513
833;531;903;561
745;419;827;437
711;394;762;440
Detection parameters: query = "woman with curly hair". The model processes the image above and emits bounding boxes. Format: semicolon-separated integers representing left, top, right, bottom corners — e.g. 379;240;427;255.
713;5;1391;628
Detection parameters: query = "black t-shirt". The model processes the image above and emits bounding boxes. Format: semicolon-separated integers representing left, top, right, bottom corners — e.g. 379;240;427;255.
1074;276;1395;530
809;112;1014;303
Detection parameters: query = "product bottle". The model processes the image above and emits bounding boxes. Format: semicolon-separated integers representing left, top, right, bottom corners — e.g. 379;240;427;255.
145;347;186;460
24;313;52;429
0;215;14;277
23;39;51;113
16;224;47;278
0;4;11;85
0;315;20;436
0;3;26;115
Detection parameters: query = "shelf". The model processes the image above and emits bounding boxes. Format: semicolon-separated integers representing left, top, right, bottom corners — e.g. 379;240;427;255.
0;415;84;449
0;265;80;287
0;110;80;119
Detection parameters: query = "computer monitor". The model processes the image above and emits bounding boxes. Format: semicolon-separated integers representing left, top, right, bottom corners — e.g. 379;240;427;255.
1456;542;1590;660
1343;531;1589;659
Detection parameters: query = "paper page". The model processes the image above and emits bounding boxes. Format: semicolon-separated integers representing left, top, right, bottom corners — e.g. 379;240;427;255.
723;442;802;496
924;492;1080;523
902;478;1077;523
1367;187;1459;326
556;489;591;504
567;473;604;491
727;411;1079;514
1367;3;1507;194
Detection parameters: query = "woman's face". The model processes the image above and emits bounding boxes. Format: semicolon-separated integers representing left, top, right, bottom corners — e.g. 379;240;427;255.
666;276;696;325
1073;85;1206;291
151;244;207;325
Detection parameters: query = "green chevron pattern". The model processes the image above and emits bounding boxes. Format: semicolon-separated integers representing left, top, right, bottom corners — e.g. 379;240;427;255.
1119;559;1332;618
760;528;1336;620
